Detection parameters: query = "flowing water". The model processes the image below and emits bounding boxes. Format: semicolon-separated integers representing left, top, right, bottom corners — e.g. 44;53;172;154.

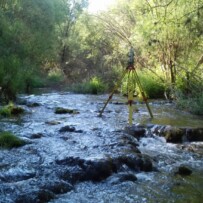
0;92;203;203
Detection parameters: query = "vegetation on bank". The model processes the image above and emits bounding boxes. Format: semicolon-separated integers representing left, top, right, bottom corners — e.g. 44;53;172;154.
0;0;202;115
70;77;107;94
176;93;203;115
0;131;26;149
0;102;24;117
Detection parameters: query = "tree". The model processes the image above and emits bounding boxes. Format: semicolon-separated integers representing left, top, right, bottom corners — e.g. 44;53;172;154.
0;0;59;100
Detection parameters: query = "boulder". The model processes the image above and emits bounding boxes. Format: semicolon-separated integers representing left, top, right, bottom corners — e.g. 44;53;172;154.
56;156;116;182
55;107;79;114
163;126;184;143
175;166;192;176
45;120;61;125
124;125;146;139
59;126;76;133
30;133;44;139
40;180;73;194
27;102;40;107
149;125;203;143
15;189;55;203
113;154;153;172
108;172;137;185
185;128;203;142
56;154;151;183
10;106;25;115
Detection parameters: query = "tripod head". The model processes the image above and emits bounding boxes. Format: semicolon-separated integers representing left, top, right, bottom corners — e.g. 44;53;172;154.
127;47;135;70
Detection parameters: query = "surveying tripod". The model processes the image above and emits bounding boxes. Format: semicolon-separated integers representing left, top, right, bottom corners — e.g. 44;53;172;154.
99;47;153;125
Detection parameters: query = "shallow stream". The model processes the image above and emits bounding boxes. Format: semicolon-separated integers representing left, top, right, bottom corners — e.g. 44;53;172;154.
0;92;203;203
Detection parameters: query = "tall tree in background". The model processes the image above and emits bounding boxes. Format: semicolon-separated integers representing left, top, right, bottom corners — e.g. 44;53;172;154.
0;0;88;100
56;0;88;80
96;0;203;98
0;0;58;100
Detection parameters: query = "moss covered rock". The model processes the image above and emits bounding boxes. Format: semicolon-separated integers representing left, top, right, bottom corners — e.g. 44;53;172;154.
55;107;79;114
0;132;26;149
0;103;24;117
163;126;184;143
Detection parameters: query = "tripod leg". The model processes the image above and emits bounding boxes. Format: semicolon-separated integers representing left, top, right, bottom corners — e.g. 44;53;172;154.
127;70;134;125
134;70;154;118
99;69;128;117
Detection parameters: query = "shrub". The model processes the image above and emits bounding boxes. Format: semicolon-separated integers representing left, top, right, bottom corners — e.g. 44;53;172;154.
0;131;26;149
47;68;65;84
176;93;203;115
121;71;165;99
71;77;107;94
137;72;165;99
0;102;24;117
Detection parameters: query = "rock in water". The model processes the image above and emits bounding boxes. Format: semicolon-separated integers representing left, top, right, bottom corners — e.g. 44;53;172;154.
59;126;76;133
124;125;146;139
163;126;184;143
175;166;192;176
55;107;79;114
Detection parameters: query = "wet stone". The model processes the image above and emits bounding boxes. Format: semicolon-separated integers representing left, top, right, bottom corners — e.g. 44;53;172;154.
11;106;25;115
59;126;76;133
0;169;36;182
82;159;117;182
56;156;117;182
45;120;61;125
27;102;40;107
185;128;203;142
15;189;55;203
108;172;137;185
40;180;73;194
124;125;146;140
55;107;79;114
59;165;86;184
149;125;203;143
163;126;184;143
113;153;153;172
30;133;44;139
175;166;192;176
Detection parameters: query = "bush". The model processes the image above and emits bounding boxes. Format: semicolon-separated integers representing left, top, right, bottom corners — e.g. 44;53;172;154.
137;72;165;99
176;93;203;115
0;102;24;117
28;75;47;88
47;68;65;84
71;77;107;94
121;71;165;99
0;131;26;149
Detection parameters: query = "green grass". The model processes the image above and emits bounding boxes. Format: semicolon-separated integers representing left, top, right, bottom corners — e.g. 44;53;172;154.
0;131;26;149
71;77;107;94
121;71;165;99
176;93;203;115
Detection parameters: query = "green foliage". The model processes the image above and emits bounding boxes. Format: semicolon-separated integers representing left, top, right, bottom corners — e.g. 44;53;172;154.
71;77;107;94
121;72;165;99
137;72;165;99
47;69;65;84
177;93;203;115
0;131;26;149
0;0;203;116
0;0;65;101
0;102;24;117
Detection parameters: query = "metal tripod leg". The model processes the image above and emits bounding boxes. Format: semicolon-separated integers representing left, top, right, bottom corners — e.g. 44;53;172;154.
127;70;134;125
133;70;154;118
99;69;128;117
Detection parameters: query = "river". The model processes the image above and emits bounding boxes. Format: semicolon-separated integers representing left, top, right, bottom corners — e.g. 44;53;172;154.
0;92;203;203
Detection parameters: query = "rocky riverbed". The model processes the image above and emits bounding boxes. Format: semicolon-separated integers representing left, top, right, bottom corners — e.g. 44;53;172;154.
0;92;203;203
